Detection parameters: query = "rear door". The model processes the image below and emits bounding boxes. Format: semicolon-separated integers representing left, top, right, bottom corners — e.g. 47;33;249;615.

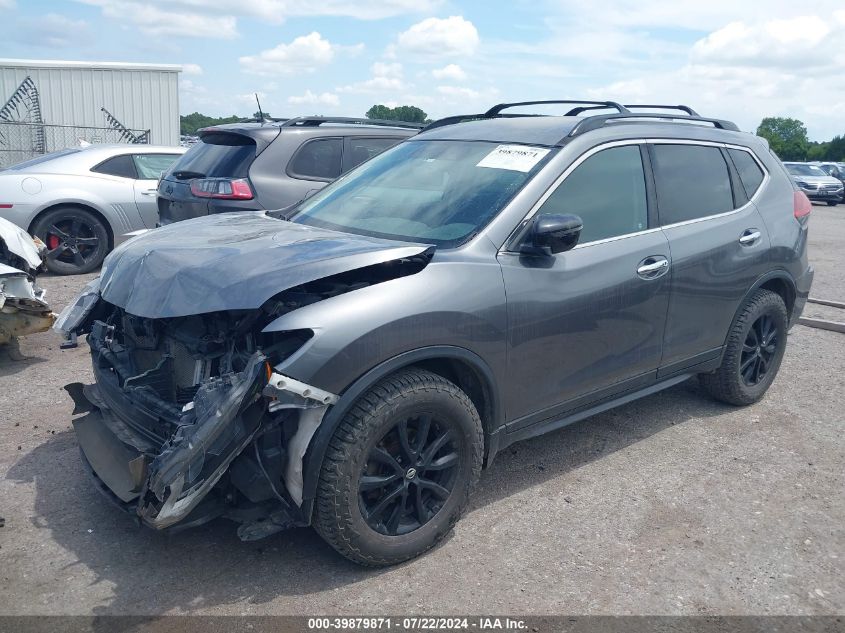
651;141;771;374
131;153;182;228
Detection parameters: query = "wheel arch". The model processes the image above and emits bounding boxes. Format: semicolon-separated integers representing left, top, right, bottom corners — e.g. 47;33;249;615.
299;345;501;518
28;202;115;250
727;270;797;342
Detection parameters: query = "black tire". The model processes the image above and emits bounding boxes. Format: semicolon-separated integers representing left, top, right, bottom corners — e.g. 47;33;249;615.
827;201;838;207
699;289;788;406
313;368;483;566
31;206;110;275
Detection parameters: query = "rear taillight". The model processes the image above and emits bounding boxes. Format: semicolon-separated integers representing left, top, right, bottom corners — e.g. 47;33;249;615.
190;178;254;200
793;191;812;219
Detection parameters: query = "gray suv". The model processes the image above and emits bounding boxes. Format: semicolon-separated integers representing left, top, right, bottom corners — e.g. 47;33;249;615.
57;100;814;566
157;116;420;224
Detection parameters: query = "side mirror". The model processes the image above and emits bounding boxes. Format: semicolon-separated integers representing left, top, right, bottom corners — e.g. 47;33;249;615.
522;214;583;255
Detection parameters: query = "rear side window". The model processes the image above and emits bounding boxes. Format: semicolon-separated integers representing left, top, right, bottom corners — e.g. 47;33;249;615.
537;145;648;243
651;144;734;225
288;138;343;180
169;133;256;179
132;154;180;180
91;154;137;179
728;149;765;198
344;137;402;171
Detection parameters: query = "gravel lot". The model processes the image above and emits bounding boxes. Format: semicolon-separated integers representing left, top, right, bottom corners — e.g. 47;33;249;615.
1;204;843;616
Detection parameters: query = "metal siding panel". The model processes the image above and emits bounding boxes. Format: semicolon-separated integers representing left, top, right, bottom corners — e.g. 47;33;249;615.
0;63;179;146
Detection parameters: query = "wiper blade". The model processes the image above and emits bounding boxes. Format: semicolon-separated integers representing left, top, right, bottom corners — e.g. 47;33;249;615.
171;170;206;180
267;200;303;221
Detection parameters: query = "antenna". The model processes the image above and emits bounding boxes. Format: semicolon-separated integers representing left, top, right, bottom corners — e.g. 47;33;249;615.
255;93;265;122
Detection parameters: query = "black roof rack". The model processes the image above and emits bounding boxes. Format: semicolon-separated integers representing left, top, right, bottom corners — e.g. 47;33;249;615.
567;113;740;137
623;104;700;116
421;99;740;139
278;116;424;130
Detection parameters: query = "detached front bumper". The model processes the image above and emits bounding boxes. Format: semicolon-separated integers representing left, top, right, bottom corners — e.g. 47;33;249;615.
70;352;270;529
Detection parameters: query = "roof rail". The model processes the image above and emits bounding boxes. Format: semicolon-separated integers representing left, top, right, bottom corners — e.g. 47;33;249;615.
279;116;424;130
484;100;631;117
567;113;740;138
423;100;631;132
623;104;700;116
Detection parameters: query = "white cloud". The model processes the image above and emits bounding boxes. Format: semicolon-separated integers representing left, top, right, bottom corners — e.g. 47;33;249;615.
16;13;90;48
0;0;16;8
182;63;203;75
78;0;238;38
239;32;361;76
77;0;439;37
436;85;479;99
432;64;466;81
396;15;479;58
338;61;407;94
288;90;340;107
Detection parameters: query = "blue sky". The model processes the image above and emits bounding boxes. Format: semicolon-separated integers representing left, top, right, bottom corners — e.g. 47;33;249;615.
2;0;843;139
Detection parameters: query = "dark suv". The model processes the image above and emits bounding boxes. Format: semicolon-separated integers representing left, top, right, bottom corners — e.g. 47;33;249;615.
157;117;420;224
58;100;813;566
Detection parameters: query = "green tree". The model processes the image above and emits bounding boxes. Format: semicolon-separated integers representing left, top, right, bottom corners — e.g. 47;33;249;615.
180;112;242;135
756;117;810;161
826;135;845;161
366;104;428;123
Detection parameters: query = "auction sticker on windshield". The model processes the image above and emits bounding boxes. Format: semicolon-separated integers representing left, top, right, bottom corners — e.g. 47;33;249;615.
476;144;550;172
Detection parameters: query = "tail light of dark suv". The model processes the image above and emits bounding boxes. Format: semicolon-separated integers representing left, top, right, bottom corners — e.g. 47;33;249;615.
190;178;254;200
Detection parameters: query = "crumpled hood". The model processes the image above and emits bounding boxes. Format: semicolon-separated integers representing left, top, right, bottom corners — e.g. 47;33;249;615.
99;212;434;319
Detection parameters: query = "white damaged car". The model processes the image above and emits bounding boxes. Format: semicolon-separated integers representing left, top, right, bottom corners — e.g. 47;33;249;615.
0;217;54;357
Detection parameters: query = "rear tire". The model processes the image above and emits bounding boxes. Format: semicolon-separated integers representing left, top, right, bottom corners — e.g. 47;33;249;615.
32;206;110;275
699;289;788;406
827;201;838;207
313;368;483;566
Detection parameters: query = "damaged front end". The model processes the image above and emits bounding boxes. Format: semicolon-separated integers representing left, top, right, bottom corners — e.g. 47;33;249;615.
66;301;336;537
0;218;54;351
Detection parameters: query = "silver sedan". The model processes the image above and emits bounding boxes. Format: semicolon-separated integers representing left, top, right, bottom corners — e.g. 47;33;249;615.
0;144;185;274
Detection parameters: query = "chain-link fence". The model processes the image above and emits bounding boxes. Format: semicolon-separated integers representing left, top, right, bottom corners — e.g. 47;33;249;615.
0;121;150;168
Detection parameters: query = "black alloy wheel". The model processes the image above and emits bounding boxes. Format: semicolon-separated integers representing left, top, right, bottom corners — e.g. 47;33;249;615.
358;414;460;536
32;207;110;274
739;314;778;386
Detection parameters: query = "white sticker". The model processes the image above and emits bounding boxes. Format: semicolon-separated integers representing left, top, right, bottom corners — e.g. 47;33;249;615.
476;144;550;172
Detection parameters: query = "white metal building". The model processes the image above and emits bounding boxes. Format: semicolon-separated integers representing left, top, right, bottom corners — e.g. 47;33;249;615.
0;59;181;146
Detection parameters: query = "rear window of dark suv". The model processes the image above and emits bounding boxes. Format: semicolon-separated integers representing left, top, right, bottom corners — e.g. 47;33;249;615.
168;133;256;179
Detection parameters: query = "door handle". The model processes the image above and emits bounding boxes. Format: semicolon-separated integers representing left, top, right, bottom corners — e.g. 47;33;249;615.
636;256;669;279
140;190;157;196
739;229;761;245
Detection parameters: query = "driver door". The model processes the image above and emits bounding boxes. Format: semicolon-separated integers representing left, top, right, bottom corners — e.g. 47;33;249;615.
498;143;671;431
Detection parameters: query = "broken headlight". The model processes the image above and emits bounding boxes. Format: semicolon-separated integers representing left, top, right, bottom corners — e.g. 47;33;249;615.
54;276;101;337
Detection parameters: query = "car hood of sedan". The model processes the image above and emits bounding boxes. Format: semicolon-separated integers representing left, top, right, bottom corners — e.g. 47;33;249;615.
98;212;434;319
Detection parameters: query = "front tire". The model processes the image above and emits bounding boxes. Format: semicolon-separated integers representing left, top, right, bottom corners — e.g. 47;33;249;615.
32;206;110;275
827;201;838;207
314;368;483;566
699;289;788;406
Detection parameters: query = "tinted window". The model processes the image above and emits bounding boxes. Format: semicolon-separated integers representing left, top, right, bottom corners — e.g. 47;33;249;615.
652;144;734;224
537;145;648;243
133;153;180;180
92;154;137;179
728;149;765;198
169;133;256;179
289;138;343;180
344;137;402;171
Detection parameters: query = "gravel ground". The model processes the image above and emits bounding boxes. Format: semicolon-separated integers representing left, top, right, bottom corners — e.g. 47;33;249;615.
0;204;842;616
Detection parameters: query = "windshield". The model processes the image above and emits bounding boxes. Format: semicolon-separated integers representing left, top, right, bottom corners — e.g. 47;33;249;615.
786;164;826;177
290;140;555;247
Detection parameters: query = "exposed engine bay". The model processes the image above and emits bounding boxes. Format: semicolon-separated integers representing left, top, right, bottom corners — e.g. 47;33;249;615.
61;247;432;539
